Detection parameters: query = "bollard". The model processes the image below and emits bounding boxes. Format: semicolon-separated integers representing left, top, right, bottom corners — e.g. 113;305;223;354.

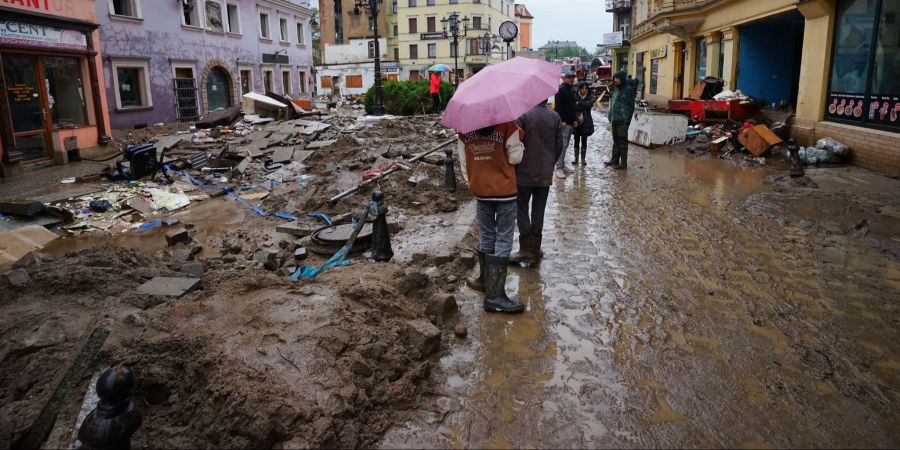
788;139;804;178
443;148;457;192
371;191;394;262
78;366;142;450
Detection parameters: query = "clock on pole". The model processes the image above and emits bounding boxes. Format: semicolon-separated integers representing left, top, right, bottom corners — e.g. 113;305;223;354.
498;21;518;60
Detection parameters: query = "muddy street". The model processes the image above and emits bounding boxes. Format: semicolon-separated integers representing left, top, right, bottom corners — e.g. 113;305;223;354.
381;113;900;448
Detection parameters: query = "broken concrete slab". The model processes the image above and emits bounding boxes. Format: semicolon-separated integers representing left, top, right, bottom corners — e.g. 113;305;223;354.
405;319;441;358
155;135;185;152
180;262;204;278
306;139;337;150
136;277;201;297
292;150;313;163
196;105;242;129
3;268;30;287
254;249;280;270
233;157;251;175
0;200;44;217
127;198;154;216
165;228;190;246
0;225;58;268
271;146;295;163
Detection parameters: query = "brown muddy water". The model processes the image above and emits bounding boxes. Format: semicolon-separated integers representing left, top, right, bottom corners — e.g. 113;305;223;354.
380;116;900;448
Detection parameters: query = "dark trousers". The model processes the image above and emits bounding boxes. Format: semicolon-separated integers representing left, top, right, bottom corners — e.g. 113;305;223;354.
516;185;550;241
432;93;441;112
610;123;630;165
573;132;588;162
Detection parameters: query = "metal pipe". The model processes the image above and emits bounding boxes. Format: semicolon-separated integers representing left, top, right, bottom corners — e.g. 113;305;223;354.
328;138;456;205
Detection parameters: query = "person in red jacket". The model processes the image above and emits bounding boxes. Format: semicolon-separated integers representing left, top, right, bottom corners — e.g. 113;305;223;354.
430;71;442;113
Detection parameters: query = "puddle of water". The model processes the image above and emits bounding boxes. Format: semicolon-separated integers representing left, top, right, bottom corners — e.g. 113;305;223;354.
42;197;246;257
645;151;770;204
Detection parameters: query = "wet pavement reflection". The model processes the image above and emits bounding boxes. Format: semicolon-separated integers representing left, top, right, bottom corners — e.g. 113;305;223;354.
380;113;900;448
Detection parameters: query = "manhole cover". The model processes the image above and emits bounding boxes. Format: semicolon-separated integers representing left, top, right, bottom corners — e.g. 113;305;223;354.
313;222;373;243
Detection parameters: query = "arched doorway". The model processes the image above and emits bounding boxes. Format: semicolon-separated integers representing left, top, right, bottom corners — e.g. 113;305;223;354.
205;67;232;111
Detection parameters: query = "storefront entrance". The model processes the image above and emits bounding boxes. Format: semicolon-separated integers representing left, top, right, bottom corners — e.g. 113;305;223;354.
3;55;51;163
3;53;90;164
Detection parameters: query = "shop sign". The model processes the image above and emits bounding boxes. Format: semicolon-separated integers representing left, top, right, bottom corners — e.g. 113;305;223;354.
649;45;667;59
602;32;623;47
420;32;446;40
0;19;86;50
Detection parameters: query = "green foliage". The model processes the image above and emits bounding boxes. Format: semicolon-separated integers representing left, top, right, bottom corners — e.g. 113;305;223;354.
364;79;455;115
544;46;590;62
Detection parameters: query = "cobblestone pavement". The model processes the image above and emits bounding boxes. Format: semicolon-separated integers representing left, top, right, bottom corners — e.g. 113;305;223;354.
381;114;900;448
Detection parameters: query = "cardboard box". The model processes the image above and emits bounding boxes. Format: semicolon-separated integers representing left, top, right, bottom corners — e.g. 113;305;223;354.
739;124;783;156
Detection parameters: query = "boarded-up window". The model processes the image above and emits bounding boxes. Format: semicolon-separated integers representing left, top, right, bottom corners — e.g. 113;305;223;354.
321;76;332;87
346;75;363;88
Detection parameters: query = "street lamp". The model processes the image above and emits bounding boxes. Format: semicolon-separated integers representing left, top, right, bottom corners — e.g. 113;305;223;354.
354;0;384;116
441;12;469;86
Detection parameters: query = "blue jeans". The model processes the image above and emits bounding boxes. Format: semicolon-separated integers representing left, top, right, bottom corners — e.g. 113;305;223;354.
476;200;517;258
556;124;573;169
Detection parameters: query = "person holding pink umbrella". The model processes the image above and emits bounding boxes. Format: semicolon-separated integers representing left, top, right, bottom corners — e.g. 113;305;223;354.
442;57;560;313
458;122;525;313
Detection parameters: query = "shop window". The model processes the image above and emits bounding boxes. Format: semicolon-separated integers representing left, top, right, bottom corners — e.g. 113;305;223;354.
408;17;417;33
694;37;707;84
227;3;241;33
112;60;152;109
263;68;274;92
368;41;376;59
409;70;421;81
110;0;141;18
388;74;399;81
280;17;289;42
346;75;363;88
45;57;87;127
428;43;436;58
259;12;271;39
296;22;304;44
321;76;332;88
650;58;659;95
240;69;252;95
827;0;899;130
182;0;201;27
409;44;418;59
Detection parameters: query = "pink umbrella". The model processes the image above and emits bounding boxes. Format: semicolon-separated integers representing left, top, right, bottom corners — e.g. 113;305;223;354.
441;57;561;134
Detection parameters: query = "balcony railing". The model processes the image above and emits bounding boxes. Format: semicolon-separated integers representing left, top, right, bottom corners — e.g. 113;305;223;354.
606;0;631;12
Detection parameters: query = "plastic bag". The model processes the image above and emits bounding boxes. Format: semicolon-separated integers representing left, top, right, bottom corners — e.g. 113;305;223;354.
816;137;849;156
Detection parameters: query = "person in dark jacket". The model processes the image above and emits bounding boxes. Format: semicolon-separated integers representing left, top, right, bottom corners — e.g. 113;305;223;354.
605;71;636;169
553;71;577;178
510;99;563;265
573;82;595;165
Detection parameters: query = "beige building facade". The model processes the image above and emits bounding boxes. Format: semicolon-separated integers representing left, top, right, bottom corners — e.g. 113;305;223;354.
628;0;900;176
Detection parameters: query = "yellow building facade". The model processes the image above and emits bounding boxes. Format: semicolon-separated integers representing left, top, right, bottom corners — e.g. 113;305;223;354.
628;0;900;176
392;0;519;81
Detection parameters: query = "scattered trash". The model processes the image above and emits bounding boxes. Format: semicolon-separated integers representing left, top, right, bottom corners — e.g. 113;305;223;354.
89;199;112;213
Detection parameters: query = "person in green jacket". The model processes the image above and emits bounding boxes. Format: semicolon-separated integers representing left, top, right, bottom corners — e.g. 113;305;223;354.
604;71;636;169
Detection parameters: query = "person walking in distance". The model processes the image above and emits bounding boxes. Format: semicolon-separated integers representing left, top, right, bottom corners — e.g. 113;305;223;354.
553;70;578;179
430;71;442;113
510;99;563;265
605;71;637;169
573;82;595;166
458;122;526;313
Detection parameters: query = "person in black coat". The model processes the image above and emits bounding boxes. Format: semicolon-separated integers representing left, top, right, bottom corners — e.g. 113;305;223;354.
572;82;595;165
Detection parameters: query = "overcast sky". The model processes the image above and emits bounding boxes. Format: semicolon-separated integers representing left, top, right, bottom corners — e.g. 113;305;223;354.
307;0;613;50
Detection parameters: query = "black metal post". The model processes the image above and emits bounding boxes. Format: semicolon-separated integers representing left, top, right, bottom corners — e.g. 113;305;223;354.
357;0;384;116
453;38;460;86
371;191;393;262
443;148;456;192
78;367;142;450
788;139;804;178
